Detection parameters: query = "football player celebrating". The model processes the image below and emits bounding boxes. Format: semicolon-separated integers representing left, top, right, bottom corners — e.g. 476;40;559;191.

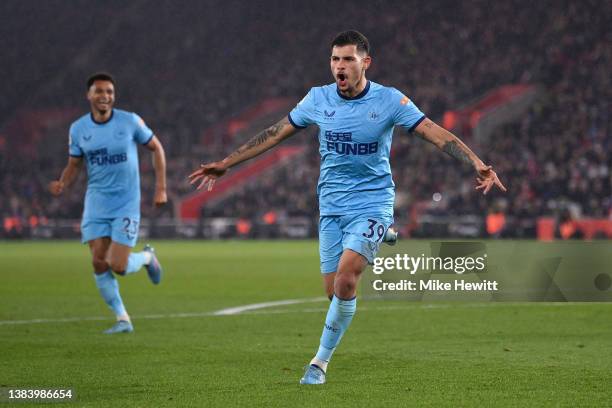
189;31;505;383
50;73;167;334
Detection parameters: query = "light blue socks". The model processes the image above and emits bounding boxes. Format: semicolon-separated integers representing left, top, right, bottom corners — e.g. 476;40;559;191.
125;252;147;275
313;295;357;368
95;252;149;320
94;271;128;319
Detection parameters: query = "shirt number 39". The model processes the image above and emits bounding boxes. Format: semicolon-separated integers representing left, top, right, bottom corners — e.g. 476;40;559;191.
362;219;385;242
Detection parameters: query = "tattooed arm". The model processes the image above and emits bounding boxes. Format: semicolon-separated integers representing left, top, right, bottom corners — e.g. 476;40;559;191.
414;118;507;194
188;116;300;190
223;117;297;168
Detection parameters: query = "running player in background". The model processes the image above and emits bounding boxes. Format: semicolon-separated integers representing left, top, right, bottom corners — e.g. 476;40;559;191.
188;30;506;383
50;73;167;334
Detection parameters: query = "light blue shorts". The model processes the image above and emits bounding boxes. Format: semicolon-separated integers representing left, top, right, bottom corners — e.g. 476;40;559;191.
319;213;394;274
81;216;140;247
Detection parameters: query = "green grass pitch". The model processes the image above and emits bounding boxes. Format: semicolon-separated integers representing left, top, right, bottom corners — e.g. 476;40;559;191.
1;240;611;407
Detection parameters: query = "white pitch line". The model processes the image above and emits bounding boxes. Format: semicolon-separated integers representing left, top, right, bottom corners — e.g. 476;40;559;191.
212;297;328;315
0;316;110;325
0;299;604;327
0;297;328;326
240;304;437;315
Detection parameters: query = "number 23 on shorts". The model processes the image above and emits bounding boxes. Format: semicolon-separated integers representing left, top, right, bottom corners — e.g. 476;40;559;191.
121;217;139;239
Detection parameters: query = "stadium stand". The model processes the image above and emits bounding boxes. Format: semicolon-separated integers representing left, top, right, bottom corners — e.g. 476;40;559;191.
1;0;609;238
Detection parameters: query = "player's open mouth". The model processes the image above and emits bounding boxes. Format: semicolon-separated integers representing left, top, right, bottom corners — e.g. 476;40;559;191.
337;73;347;87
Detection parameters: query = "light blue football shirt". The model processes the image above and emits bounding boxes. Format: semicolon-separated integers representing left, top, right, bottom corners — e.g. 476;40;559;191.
288;80;425;216
68;109;153;219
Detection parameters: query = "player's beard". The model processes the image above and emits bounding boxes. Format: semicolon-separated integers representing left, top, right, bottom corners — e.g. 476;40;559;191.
95;102;112;116
352;75;366;94
337;72;366;97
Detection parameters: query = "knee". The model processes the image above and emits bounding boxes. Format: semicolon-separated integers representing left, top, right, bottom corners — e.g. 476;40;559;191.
108;259;127;275
334;263;364;298
92;257;108;273
334;271;360;298
334;276;356;297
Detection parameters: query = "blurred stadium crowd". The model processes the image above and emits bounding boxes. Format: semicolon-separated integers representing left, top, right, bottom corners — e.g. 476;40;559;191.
0;0;609;238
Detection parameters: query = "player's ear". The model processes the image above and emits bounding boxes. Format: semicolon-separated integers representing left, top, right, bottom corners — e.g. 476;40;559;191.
363;55;372;70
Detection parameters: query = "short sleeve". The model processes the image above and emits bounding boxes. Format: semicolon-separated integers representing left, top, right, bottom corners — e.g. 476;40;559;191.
390;88;426;132
132;113;154;145
288;88;316;129
68;124;83;157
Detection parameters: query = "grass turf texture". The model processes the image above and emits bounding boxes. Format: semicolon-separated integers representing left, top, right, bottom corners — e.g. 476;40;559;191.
0;240;611;407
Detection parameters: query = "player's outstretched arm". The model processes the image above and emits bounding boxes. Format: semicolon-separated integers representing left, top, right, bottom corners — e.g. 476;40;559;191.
145;135;168;207
188;116;299;191
49;156;83;196
414;118;507;195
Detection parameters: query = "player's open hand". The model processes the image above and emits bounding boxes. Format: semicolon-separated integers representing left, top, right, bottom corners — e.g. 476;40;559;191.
154;188;167;208
475;164;507;195
188;161;228;191
49;180;65;196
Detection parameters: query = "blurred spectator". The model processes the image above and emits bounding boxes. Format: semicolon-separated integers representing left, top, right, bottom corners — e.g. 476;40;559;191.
556;210;584;240
486;207;507;238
